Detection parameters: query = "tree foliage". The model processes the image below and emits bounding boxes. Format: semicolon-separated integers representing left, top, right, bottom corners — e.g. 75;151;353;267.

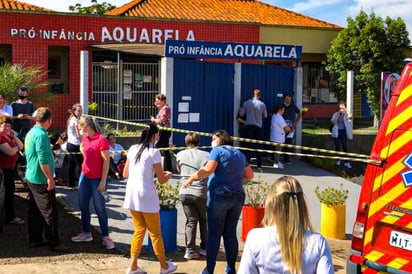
327;11;410;116
0;63;49;102
69;0;116;15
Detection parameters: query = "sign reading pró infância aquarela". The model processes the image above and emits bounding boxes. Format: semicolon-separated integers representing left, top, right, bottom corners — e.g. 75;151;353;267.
165;40;302;61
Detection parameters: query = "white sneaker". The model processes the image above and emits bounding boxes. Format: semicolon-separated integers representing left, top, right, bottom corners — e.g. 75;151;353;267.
336;160;341;166
126;267;145;274
160;261;178;274
184;252;199;260
344;162;352;169
273;162;284;169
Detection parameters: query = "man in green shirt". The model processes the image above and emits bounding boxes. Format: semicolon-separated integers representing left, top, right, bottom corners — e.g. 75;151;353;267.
25;107;66;251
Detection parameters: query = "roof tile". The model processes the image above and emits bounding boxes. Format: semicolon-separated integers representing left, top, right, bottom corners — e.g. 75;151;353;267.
106;0;341;29
0;0;53;11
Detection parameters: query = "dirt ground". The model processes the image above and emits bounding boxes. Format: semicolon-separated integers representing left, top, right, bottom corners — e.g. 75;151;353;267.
0;181;351;266
0;184;125;265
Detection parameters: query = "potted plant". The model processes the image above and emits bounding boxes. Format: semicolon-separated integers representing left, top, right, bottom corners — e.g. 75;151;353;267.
315;184;349;239
155;180;180;210
147;180;180;253
241;180;270;242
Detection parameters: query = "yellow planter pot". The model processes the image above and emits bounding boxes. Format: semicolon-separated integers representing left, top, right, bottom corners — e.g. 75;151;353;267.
320;203;346;240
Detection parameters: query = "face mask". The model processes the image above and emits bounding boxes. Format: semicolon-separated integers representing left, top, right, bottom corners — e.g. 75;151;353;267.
18;95;27;100
211;140;218;147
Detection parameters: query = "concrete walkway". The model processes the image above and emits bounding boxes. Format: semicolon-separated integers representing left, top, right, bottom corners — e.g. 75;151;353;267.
1;158;356;273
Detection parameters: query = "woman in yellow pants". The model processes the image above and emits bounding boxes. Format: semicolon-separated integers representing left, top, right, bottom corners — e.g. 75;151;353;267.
122;123;177;274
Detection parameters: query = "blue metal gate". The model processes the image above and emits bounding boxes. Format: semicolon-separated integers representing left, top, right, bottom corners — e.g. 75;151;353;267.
172;59;294;148
241;64;295;138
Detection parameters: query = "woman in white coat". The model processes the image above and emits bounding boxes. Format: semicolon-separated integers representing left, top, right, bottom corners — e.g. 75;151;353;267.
330;101;353;168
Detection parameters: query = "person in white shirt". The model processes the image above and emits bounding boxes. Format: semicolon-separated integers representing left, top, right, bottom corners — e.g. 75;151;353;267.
51;132;68;185
107;133;125;180
66;103;83;190
239;176;334;274
270;105;291;169
122;123;177;274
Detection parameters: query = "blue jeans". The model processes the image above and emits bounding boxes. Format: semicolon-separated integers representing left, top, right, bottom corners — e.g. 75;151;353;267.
78;174;109;237
205;185;245;274
333;129;348;153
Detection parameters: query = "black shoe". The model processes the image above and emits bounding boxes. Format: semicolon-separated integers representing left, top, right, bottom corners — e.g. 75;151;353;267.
29;241;45;248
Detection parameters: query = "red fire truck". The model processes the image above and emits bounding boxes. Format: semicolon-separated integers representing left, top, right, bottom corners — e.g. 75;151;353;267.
347;63;412;273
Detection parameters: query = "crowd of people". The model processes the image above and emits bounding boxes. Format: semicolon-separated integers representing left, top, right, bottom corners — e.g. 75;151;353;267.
0;87;343;273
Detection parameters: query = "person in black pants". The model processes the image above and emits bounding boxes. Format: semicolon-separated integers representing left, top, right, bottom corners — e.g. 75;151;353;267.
281;93;302;164
25;107;67;251
151;93;173;172
66;103;83;190
238;89;268;168
0;115;24;225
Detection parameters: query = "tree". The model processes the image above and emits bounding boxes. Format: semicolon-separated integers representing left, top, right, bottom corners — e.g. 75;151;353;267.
327;11;410;117
0;62;50;104
69;0;116;15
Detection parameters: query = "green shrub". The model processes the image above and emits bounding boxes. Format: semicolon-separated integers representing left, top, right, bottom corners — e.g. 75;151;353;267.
88;102;98;115
315;184;349;207
155;180;180;210
243;180;270;209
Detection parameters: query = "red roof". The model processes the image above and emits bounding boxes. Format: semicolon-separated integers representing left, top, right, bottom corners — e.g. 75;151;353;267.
0;0;53;11
106;0;341;29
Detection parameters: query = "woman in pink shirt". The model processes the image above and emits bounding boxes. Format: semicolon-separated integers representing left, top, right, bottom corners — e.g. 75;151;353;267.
70;116;115;250
0;115;24;225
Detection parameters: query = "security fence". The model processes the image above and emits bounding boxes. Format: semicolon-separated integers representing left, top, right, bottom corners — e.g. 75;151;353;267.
92;61;160;128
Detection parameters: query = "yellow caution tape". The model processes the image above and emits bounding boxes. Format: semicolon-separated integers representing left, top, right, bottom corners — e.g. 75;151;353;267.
76;114;374;163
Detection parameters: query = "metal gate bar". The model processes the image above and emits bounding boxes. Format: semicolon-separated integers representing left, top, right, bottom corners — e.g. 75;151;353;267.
92;61;160;125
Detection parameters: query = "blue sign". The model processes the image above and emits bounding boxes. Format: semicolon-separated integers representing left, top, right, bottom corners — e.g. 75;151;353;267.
401;153;412;187
165;40;302;61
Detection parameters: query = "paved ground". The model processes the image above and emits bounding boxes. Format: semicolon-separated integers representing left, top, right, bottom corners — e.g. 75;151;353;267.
0;157;356;273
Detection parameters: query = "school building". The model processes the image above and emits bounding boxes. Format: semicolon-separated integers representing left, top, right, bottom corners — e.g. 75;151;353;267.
0;0;353;136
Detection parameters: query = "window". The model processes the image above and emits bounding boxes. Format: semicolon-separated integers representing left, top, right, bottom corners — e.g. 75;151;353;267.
48;56;61;79
302;62;337;103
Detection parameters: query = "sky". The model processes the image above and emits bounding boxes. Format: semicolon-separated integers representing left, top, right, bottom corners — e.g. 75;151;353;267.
19;0;412;39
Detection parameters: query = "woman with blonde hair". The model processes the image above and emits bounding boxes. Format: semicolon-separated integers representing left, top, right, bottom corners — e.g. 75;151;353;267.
239;176;333;274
